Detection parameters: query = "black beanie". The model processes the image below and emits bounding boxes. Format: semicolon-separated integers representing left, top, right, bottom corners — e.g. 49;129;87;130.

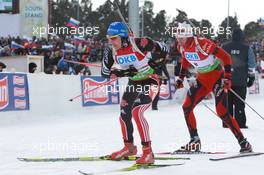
232;28;244;42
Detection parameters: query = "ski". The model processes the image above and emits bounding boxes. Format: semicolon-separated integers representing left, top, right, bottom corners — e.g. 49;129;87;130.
156;150;226;155
17;155;190;162
78;162;185;175
209;152;264;161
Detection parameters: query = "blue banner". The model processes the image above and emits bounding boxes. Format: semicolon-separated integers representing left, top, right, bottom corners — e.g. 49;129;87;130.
81;76;120;106
0;73;30;112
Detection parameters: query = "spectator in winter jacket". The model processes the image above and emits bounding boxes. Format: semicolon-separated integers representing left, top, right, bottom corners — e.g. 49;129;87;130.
56;51;75;75
29;62;37;73
222;28;256;128
0;62;6;72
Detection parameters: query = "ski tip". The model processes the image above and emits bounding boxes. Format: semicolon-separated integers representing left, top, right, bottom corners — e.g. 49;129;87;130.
17;157;25;161
155;152;172;155
172;162;185;166
79;170;92;175
78;170;84;174
17;157;32;162
209;152;264;161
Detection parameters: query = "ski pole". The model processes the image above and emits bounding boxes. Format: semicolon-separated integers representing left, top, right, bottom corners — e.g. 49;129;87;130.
229;88;264;121
201;99;219;118
64;60;102;68
108;0;132;33
68;77;118;102
176;8;205;38
69;74;164;102
176;9;197;30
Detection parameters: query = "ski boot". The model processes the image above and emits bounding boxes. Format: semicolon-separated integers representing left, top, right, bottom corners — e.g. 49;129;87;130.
110;142;137;160
239;138;253;153
179;136;201;152
136;144;154;165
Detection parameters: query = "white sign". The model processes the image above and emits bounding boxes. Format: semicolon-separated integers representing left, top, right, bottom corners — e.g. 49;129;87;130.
20;0;48;37
0;0;12;11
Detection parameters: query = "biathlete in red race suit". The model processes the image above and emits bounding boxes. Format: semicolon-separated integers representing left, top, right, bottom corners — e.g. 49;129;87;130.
175;22;253;153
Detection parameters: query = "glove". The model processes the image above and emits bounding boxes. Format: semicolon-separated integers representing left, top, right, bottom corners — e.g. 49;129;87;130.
111;66;138;77
222;78;231;92
161;79;168;85
175;78;184;89
247;76;255;87
148;55;165;69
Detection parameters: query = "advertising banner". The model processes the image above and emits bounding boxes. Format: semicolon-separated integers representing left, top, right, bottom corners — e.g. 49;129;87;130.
0;73;30;112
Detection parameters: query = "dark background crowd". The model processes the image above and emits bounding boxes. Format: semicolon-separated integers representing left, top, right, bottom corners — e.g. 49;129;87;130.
1;35;264;76
0;35;107;75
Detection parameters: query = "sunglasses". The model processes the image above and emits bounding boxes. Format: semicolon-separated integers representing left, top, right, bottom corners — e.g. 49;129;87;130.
106;35;119;40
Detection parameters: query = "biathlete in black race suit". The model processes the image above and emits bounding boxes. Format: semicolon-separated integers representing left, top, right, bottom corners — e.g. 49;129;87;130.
101;22;169;164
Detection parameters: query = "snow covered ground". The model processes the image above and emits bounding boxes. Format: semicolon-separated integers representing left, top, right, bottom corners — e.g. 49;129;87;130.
1;78;264;175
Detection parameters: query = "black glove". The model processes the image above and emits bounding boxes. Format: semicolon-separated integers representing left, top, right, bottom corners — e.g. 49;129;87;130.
111;66;138;77
148;53;165;69
247;76;255;87
175;78;184;89
161;79;168;85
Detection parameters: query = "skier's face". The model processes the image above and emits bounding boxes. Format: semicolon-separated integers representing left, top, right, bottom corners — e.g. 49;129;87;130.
177;37;193;48
108;36;122;50
177;37;188;46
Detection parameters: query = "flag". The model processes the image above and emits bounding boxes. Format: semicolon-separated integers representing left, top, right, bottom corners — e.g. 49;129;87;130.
73;35;85;41
67;17;80;28
72;35;86;45
42;45;53;49
11;41;24;49
22;36;32;42
65;43;75;50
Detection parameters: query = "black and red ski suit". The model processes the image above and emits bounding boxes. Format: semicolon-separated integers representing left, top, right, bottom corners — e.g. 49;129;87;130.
101;37;168;145
178;37;245;143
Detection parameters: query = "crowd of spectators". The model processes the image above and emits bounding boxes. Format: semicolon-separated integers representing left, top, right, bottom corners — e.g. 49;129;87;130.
250;39;264;75
1;35;264;77
0;35;108;75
